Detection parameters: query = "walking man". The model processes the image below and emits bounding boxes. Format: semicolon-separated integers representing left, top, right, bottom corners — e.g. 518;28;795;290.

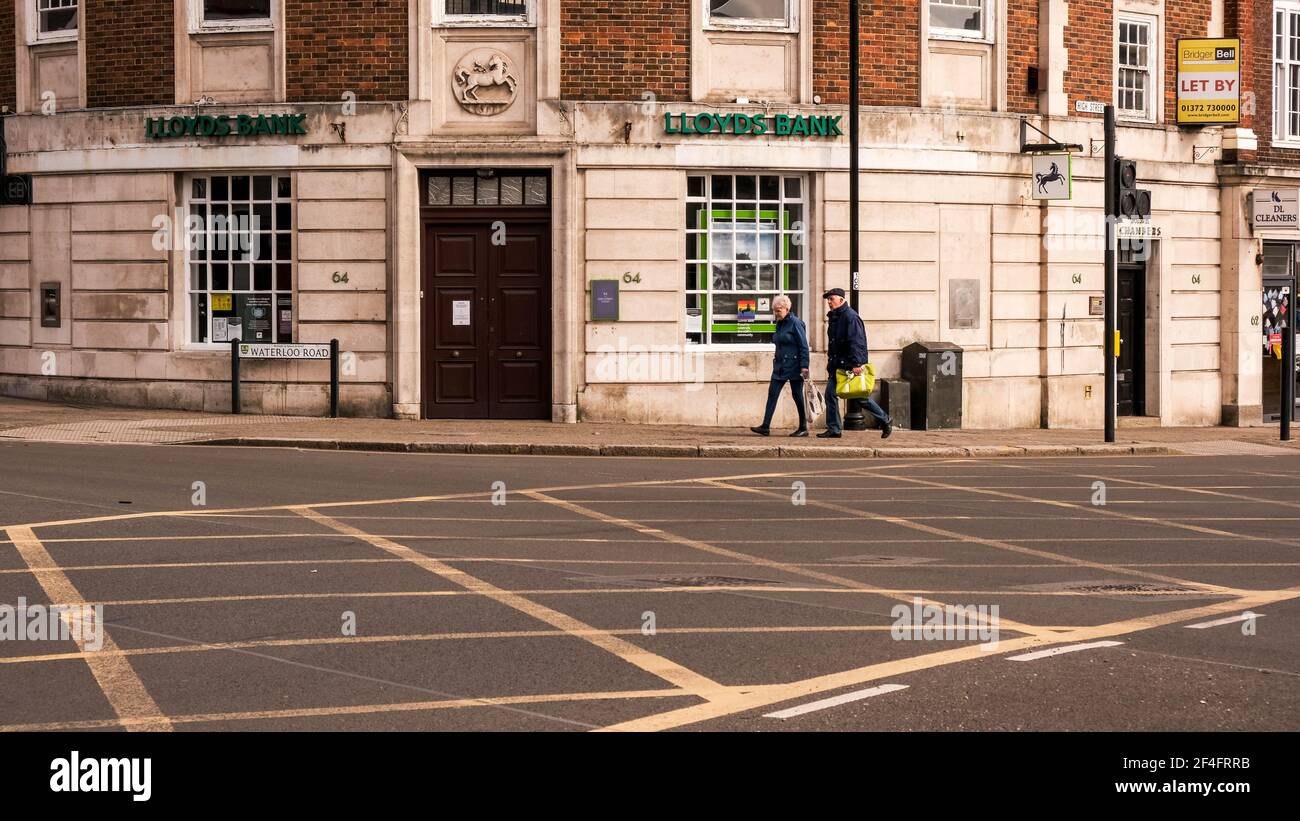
819;288;893;439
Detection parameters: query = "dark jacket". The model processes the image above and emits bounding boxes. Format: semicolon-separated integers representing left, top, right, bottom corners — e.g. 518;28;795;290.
826;303;869;372
770;314;810;380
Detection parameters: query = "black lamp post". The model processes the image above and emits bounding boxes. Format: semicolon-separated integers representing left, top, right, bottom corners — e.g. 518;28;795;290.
843;0;868;430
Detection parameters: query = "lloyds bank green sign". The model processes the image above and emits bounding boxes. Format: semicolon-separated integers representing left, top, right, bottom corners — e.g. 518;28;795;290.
664;111;843;138
146;113;309;140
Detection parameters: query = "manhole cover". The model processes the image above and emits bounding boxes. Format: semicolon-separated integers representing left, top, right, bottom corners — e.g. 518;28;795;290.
1068;582;1191;594
646;575;784;588
828;554;938;565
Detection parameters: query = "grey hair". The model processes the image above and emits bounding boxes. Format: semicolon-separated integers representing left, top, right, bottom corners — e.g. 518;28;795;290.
773;294;792;311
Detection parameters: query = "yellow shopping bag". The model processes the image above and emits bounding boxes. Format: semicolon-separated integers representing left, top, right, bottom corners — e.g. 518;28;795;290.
835;365;876;399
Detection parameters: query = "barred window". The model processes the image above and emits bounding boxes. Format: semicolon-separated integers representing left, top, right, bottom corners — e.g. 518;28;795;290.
709;0;790;26
187;174;294;345
36;0;78;36
438;0;533;24
1117;15;1156;122
686;174;806;346
203;0;270;22
1274;2;1300;143
929;0;987;39
445;1;527;14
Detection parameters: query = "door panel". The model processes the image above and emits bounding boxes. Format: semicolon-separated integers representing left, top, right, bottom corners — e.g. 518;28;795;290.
424;225;488;418
423;219;551;419
1117;265;1145;417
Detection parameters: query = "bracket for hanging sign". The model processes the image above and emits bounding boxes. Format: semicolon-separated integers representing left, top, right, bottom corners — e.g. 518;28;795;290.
1019;118;1084;155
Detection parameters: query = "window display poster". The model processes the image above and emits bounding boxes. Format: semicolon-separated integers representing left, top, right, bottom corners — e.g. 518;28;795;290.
211;293;233;312
737;298;757;321
278;294;293;342
213;317;242;342
244;294;272;341
1263;285;1291;359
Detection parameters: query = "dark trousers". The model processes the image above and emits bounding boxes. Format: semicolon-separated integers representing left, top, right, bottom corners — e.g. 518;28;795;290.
825;371;889;434
762;376;807;429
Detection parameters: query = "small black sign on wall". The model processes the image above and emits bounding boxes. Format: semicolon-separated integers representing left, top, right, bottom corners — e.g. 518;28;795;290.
0;174;32;205
591;279;619;322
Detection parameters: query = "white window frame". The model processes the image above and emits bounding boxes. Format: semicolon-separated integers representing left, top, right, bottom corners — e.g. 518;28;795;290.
189;0;276;35
28;0;80;45
434;0;536;28
928;0;993;43
685;172;808;350
182;172;297;351
1274;1;1300;147
1115;11;1159;124
703;0;798;34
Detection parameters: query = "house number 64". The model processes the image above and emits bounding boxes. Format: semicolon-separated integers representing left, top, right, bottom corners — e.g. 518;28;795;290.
332;271;349;284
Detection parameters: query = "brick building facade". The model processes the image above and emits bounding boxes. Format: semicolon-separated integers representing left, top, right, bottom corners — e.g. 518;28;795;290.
0;1;1296;429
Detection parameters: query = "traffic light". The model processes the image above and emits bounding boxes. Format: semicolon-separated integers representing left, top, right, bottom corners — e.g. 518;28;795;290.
1114;158;1152;219
0;175;31;205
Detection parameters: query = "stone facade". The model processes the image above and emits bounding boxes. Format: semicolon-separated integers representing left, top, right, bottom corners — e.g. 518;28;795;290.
0;1;1296;429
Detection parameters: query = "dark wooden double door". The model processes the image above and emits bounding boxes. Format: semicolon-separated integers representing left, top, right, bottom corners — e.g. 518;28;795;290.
422;219;551;419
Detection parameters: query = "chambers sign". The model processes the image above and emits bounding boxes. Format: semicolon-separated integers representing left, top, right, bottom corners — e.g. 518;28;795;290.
146;113;308;140
664;111;843;138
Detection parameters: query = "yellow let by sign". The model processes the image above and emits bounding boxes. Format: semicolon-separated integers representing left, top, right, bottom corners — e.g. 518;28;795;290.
1177;38;1240;125
211;293;232;311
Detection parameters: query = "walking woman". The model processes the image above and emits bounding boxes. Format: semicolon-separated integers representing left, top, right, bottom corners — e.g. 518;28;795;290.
751;295;810;437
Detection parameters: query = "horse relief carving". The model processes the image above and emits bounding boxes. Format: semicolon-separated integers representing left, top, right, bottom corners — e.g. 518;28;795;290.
453;50;519;116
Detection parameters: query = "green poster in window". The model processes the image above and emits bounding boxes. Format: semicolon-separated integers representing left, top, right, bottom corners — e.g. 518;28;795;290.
696;207;792;336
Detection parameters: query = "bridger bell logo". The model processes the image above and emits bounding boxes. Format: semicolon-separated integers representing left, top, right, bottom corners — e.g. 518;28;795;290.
50;751;151;802
146;113;308;140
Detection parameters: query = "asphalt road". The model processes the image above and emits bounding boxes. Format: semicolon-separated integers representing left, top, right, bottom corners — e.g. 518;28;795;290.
0;441;1297;732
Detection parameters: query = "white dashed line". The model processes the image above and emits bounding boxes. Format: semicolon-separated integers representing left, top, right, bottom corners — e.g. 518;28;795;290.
763;684;909;720
1185;612;1262;629
1007;641;1124;661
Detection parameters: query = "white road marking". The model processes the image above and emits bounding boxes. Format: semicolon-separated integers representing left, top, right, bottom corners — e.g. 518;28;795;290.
1007;641;1124;661
1185;612;1262;630
763;684;909;720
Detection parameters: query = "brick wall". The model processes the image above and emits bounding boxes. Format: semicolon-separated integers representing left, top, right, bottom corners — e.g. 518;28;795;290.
0;1;14;112
561;1;690;101
1007;0;1039;113
814;1;920;106
86;1;174;108
286;1;408;102
1249;0;1296;166
1064;0;1112;119
1165;0;1213;124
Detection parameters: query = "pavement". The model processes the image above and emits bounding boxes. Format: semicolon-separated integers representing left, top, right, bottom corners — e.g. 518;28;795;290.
0;395;1298;458
0;439;1297;731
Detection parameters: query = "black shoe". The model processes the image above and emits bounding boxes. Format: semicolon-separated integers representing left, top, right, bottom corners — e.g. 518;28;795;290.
750;426;771;437
881;417;894;440
817;431;842;439
789;429;809;438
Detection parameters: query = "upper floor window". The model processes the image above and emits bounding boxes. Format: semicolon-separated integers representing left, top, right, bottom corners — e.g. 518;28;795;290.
436;0;535;26
1275;1;1300;144
929;0;990;41
193;0;272;31
707;0;796;31
1116;13;1157;122
33;0;78;41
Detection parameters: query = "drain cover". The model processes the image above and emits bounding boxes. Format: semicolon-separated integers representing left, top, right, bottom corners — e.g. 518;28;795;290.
1069;582;1191;594
828;554;938;566
646;575;784;588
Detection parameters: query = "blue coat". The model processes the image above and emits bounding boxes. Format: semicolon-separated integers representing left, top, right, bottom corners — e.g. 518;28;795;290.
826;303;869;372
771;314;810;380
